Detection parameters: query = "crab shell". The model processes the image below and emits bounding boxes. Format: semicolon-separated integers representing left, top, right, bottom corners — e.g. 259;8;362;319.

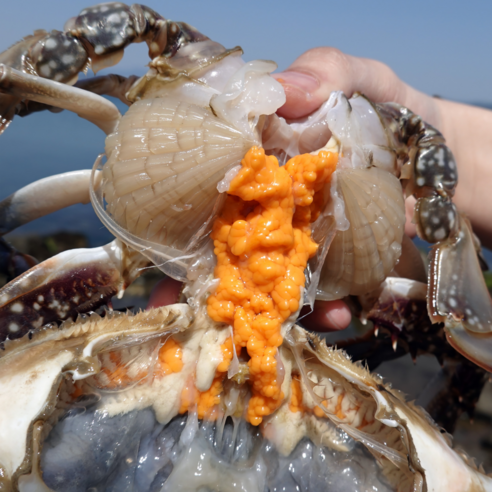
0;7;489;490
90;44;406;299
0;15;408;341
0;305;490;492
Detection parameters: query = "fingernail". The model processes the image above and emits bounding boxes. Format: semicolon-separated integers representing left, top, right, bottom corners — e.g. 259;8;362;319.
325;310;344;330
273;71;319;94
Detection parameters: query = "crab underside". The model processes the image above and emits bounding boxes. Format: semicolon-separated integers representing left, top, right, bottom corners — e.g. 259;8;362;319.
0;3;492;492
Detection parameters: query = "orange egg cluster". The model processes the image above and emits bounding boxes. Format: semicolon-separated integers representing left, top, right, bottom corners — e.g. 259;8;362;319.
289;375;306;413
207;146;338;425
218;337;234;372
179;376;224;419
156;338;183;376
178;339;234;419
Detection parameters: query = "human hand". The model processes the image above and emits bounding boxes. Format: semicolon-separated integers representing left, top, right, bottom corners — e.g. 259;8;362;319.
273;47;439;239
269;48;432;330
273;47;492;249
273;47;439;125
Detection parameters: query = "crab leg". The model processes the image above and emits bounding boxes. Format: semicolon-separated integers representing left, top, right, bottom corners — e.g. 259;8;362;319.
0;170;99;235
0;239;151;342
13;75;139;119
373;101;492;370
427;215;492;370
0;65;121;134
0;2;212;133
0;167;154;341
0;170;102;283
75;74;138;104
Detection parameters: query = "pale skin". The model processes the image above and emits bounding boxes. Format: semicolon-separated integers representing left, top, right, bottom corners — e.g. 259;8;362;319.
149;47;492;331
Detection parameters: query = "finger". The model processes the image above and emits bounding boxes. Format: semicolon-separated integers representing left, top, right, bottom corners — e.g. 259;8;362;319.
301;299;352;332
273;47;433;121
146;277;182;309
405;195;417;238
273;47;401;119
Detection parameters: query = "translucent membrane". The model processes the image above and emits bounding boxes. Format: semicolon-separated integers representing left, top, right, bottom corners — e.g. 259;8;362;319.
317;167;405;299
41;408;393;492
93;96;254;280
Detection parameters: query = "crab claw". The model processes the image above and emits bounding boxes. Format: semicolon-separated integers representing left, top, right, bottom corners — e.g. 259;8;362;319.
428;214;492;371
445;328;492;372
0;239;150;342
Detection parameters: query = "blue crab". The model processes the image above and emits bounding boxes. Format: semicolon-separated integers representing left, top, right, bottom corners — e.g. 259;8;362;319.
0;4;491;491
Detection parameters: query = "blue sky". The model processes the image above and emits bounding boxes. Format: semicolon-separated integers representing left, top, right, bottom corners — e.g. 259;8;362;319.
0;0;491;103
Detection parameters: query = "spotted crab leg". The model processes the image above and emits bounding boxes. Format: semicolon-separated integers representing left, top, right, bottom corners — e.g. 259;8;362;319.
429;215;492;370
0;170;151;341
0;239;151;342
373;102;492;371
0;2;211;133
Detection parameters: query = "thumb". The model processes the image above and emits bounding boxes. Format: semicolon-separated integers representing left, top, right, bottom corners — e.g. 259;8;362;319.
273;47;413;120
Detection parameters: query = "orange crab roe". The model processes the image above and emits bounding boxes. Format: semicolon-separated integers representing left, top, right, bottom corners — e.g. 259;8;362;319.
179;376;225;419
207;146;337;425
156;338;184;376
289;375;307;414
178;339;235;419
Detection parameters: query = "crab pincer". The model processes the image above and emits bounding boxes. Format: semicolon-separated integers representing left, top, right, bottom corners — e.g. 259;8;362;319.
0;169;150;342
0;239;149;341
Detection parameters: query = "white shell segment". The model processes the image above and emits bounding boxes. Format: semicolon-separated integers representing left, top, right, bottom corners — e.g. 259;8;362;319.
210;59;285;141
325;92;398;175
96;96;254;279
0;348;73;478
92;58;289;281
317;167;405;299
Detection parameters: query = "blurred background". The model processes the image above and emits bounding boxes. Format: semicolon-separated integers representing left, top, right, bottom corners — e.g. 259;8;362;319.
1;0;492;469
